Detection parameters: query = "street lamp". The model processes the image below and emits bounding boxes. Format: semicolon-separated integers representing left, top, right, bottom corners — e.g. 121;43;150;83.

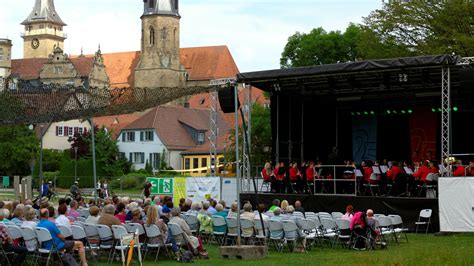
39;124;45;204
74;146;78;183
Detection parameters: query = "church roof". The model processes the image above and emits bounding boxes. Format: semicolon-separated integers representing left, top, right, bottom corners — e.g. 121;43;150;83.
22;0;66;26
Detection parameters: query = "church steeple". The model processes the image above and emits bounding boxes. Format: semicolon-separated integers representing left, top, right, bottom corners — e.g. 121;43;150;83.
142;0;180;17
22;0;66;26
21;0;67;59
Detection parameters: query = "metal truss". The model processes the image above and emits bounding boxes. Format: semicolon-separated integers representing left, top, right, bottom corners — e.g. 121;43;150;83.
456;57;474;66
209;87;218;176
441;67;451;176
242;84;252;192
208;78;237;177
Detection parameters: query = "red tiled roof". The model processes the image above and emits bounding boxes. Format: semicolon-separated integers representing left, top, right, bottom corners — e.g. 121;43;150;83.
70;57;94;77
181;46;239;81
11;58;48;80
182;134;230;155
124;106;231;151
93;112;144;139
11;57;94;80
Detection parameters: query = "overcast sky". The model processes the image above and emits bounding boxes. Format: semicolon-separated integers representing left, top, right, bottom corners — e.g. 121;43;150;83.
0;0;382;72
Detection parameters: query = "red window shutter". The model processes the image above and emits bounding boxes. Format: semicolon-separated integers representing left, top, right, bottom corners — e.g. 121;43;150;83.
84;127;87;134
74;127;78;133
64;126;69;136
56;126;59;136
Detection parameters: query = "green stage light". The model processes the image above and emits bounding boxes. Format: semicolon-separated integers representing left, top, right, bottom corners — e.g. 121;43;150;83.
401;110;406;114
370;111;375;115
453;107;458;112
364;111;368;115
438;108;442;112
386;110;391;114
351;112;355;116
393;110;397;114
357;112;361;115
408;109;413;114
431;108;436;112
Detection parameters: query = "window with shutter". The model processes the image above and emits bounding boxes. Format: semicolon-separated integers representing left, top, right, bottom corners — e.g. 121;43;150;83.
64;126;69;137
122;132;126;142
141;153;145;164
129;153;132;162
140;132;144;142
56;126;59;136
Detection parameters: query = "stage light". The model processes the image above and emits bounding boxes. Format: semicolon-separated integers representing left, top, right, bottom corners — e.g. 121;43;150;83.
357;112;361;115
408;109;413;114
431;108;436;113
453;107;458;112
386;110;391;114
438;108;442;112
370;111;375;115
401;110;406;114
364;111;368;115
351;112;355;116
393;110;397;114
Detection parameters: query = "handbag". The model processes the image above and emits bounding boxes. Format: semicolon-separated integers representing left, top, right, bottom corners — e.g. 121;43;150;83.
61;253;79;266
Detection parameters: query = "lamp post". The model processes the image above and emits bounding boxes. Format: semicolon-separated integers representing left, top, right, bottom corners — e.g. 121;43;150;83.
39;124;45;204
74;146;78;183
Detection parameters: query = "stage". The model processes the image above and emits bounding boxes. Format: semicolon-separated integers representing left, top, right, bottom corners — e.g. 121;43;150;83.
241;193;439;231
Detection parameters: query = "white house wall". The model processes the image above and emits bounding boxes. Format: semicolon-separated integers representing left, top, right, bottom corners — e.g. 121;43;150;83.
168;150;183;170
42;120;91;151
118;130;168;170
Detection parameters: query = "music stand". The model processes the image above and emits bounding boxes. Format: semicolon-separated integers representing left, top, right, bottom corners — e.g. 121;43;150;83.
372;166;381;175
404;167;413;175
380;165;388;174
355;169;363;177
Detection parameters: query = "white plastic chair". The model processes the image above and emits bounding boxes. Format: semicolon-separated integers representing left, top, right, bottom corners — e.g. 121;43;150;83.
96;224;114;263
267;220;285;252
5;224;23;242
71;225;98;265
35;227;62;266
144;224;170;262
282;220;303;252
377;216;397;244
211;215;227;245
20;226;38;253
168;222;187;246
57;224;72;238
183;215;199;235
388;214;409;242
112;225;142;266
331;212;344;220
126;223;145;245
415;209;432;234
240;218;255;244
335;218;351;248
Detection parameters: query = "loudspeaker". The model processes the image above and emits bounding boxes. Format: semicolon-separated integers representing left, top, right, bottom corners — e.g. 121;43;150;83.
218;87;240;113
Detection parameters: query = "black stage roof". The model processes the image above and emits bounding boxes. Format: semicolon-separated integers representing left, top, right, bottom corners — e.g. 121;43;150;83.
237;55;469;98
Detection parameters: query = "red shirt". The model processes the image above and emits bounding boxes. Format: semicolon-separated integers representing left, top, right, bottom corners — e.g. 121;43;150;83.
289;167;299;182
387;166;402;181
262;168;272;181
274;167;284;181
430;166;439;174
363;166;373;182
306;167;315;181
471;168;474;177
453;166;465;177
414;165;430;182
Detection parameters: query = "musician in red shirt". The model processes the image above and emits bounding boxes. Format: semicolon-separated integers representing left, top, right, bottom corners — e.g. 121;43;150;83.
387;162;402;182
362;161;373;184
469;161;474;176
387;161;403;196
289;161;302;193
306;161;316;194
413;160;430;183
273;162;285;193
453;160;466;177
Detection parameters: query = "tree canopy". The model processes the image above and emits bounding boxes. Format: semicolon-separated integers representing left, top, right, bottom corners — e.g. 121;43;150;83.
0;125;38;176
281;1;474;68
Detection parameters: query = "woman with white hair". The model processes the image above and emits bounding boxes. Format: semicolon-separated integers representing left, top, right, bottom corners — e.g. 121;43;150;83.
170;208;207;257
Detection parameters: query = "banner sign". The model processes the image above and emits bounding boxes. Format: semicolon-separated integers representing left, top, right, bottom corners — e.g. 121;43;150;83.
147;177;174;195
186;177;220;203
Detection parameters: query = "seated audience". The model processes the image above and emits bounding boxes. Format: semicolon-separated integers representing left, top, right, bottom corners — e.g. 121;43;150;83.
85;206;101;224
453;160;466;177
294;200;305;214
10;206;25;226
268;199;280;212
240;203;255;236
169;208;205;255
341;205;354;222
47;206;56;222
0;220;28;266
68;201;81;219
98;204;121;228
22;208;37;229
37;209;88;266
115;202;126;223
227;202;238;218
56;204;71;230
254;203;269;221
213;204;227;233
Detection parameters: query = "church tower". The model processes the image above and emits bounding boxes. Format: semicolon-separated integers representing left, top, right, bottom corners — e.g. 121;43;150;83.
21;0;67;59
134;0;186;89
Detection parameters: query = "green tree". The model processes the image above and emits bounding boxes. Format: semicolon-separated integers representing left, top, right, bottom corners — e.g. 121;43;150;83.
226;103;272;169
360;1;474;58
0;125;38;176
68;126;131;177
280;24;363;68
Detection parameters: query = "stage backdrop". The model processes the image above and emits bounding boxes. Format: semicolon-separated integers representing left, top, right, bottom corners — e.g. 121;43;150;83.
409;108;437;161
439;177;474;232
352;117;377;164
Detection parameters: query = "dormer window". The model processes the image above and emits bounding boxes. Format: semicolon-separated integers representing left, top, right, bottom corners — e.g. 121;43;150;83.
149;0;155;9
198;132;205;144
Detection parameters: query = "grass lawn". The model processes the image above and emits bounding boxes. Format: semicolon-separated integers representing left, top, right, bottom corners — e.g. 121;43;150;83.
95;233;474;266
